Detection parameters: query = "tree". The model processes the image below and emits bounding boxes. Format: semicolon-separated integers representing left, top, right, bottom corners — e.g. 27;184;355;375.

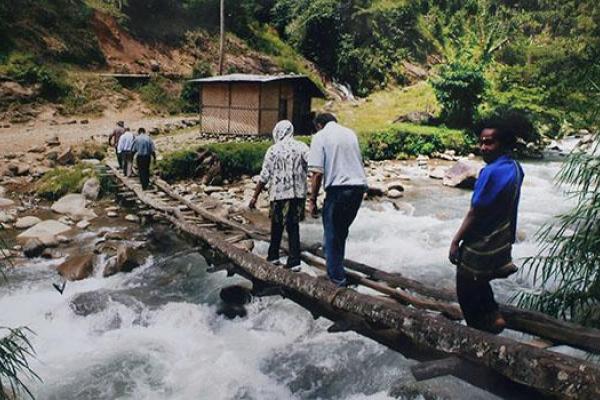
517;135;600;326
430;60;486;128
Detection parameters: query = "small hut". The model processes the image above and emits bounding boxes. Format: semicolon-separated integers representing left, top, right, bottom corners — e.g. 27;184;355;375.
189;74;325;136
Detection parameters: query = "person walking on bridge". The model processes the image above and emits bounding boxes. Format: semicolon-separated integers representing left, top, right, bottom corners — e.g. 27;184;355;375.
117;127;135;177
449;117;524;334
308;113;367;287
108;121;126;169
132;128;156;190
249;120;309;271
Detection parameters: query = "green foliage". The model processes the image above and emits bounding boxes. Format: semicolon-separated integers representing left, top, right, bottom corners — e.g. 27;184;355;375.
430;60;487;128
517;137;600;326
156;149;199;182
362;123;472;160
36;164;97;200
75;142;108;161
204;142;271;179
138;77;185;115
181;60;213;113
0;53;72;101
0;327;40;400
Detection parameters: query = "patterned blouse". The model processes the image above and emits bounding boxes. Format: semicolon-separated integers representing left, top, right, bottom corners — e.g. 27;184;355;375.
259;120;310;201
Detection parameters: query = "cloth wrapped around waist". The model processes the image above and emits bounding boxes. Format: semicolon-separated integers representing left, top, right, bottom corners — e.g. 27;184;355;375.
459;221;518;281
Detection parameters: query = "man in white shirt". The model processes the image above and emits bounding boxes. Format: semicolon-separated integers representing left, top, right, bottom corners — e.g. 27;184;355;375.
117;127;135;177
308;113;367;286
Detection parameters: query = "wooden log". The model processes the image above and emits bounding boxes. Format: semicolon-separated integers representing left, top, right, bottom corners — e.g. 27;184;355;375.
411;357;465;381
154;172;600;354
164;214;600;400
108;166;600;398
301;252;463;320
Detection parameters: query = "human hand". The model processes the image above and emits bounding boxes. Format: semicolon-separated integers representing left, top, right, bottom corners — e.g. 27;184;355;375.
308;199;318;218
449;240;460;265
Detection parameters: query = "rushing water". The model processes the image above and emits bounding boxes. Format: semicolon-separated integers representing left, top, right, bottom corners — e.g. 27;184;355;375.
0;161;573;399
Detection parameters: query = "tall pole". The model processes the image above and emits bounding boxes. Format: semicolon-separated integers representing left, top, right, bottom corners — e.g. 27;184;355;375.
218;0;225;75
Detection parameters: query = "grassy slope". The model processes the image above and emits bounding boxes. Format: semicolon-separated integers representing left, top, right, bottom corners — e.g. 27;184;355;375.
329;81;439;136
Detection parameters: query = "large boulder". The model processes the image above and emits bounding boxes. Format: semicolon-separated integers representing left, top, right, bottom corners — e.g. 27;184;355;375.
103;244;141;277
443;159;483;189
57;254;95;281
18;220;71;241
51;194;97;221
429;167;447;180
14;216;42;229
81;178;100;201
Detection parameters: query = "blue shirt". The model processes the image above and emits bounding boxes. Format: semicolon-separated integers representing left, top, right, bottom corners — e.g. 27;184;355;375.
470;155;524;241
133;134;156;157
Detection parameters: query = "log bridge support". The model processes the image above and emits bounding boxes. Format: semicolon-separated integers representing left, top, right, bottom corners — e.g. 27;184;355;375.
107;164;600;399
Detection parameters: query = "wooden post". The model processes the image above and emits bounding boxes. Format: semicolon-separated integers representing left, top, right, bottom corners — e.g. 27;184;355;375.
218;0;225;75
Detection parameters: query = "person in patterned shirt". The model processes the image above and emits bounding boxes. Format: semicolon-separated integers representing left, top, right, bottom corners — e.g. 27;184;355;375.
249;120;310;271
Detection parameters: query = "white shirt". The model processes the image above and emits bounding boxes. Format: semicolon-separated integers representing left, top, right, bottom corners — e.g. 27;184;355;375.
117;131;135;153
308;122;367;188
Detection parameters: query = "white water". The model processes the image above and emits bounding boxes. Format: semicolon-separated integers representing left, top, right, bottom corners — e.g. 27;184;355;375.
0;161;571;399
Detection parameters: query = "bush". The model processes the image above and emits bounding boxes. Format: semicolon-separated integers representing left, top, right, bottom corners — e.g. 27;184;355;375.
36;164;96;200
430;61;487;128
0;53;71;100
156;149;199;182
362;123;472;160
475;106;539;144
204;142;272;179
75;142;108;160
139;77;185;115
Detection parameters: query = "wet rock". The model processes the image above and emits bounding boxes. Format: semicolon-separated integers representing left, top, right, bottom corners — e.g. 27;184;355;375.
386;181;405;192
51;194;97;221
46;135;60;147
125;214;138;222
387;189;403;199
103;244;141;277
81;177;100;200
443;159;482;189
220;285;253;305
516;229;527;243
429;167;447;180
23;238;46;258
80;119;89;124
18;220;71;241
57;147;75;165
57;254;95;281
14;216;42;229
366;182;386;197
70;290;110;316
107;211;118;218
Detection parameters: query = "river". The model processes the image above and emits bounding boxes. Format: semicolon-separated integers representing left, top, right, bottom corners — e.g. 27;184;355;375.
0;161;574;399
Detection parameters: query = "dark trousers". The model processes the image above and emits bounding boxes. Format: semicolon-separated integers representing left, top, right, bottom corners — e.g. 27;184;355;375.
137;155;151;190
322;186;365;286
122;151;134;177
115;148;123;169
456;269;499;331
268;198;303;267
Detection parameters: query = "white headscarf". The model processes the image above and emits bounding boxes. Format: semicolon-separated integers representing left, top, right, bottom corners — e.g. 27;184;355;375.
272;120;294;143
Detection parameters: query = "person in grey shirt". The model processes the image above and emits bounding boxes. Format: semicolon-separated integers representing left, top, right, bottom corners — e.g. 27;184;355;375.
132;128;156;190
308;113;367;286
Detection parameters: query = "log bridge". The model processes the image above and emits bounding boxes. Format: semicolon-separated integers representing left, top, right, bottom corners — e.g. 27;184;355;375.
106;163;600;399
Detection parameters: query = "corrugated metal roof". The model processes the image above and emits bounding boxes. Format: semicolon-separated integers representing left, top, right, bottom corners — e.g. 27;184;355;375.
188;73;325;98
189;73;304;83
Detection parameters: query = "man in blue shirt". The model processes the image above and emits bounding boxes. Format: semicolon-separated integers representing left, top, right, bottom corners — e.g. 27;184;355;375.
449;119;524;333
132;128;156;190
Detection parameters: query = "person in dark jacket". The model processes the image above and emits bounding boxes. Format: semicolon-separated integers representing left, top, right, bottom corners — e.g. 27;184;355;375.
132;128;156;190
